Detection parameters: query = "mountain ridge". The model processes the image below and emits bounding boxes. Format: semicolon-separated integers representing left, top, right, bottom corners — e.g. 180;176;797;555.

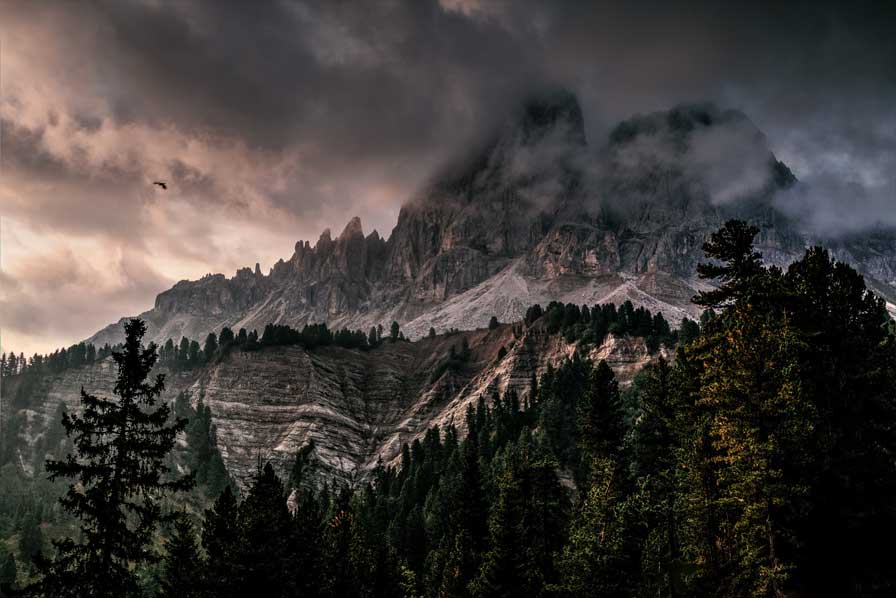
88;93;896;348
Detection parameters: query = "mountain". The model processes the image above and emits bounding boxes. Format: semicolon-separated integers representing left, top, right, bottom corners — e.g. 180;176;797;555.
88;92;896;349
12;320;668;488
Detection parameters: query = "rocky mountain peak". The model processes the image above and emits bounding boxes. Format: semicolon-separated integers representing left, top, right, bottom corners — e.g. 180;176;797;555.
86;97;896;350
339;216;364;240
517;88;587;147
315;228;334;252
608;102;739;146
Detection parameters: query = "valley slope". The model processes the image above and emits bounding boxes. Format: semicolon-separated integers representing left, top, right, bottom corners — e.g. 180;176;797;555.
14;321;666;487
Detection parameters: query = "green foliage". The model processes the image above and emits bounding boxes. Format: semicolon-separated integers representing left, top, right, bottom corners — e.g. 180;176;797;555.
236;464;297;596
176;394;233;498
5;221;896;597
202;332;218;363
158;514;203;598
23;319;194;598
524;299;677;351
693;219;764;308
201;486;240;597
17;511;45;568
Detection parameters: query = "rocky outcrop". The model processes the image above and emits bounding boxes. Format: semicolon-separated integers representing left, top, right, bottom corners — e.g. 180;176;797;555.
15;323;666;488
88;94;896;349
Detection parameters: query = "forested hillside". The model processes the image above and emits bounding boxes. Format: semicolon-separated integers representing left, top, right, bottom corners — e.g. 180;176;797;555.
3;221;895;597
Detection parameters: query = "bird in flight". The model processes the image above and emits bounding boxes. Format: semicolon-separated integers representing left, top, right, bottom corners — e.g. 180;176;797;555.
153;181;167;190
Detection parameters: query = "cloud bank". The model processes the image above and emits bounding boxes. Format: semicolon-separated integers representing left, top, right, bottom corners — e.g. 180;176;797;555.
1;0;894;354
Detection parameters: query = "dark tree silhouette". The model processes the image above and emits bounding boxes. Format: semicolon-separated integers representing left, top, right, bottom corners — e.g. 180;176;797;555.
24;319;193;598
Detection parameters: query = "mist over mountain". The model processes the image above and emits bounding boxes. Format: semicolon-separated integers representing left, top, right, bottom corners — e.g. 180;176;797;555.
85;92;895;350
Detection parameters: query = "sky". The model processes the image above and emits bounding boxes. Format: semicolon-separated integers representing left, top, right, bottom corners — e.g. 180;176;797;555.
1;0;894;356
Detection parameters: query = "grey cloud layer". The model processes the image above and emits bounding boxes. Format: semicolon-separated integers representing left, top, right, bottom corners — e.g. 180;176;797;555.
1;0;894;352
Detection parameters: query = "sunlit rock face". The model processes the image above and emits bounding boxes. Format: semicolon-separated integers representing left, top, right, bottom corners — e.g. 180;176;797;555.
88;93;896;350
13;322;667;489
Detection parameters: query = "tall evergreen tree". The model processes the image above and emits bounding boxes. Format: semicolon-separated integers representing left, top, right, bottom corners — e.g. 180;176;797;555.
203;332;218;362
236;463;297;597
18;511;45;569
785;246;896;594
577;360;624;469
631;358;684;596
698;302;815;596
24;319;193;598
158;514;203;598
693;219;764;308
202;486;241;597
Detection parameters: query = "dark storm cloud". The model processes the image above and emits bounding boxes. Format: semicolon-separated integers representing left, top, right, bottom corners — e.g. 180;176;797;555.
6;1;895;214
1;0;894;353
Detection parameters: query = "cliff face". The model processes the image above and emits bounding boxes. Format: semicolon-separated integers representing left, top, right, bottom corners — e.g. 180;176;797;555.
87;94;896;349
14;323;666;488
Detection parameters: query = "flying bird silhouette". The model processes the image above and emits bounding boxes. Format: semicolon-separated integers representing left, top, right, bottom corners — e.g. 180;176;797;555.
152;181;167;190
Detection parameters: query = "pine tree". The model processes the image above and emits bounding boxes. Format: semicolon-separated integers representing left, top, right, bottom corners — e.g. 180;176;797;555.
236;463;297;597
391;321;401;342
470;464;526;598
699;302;815;596
188;340;201;365
203;332;218;362
470;440;566;598
202;486;241;597
158;514;203;598
219;326;235;347
556;456;633;598
631;358;683;595
24;319;193;598
785;246;896;594
693;219;764;308
460;435;488;554
178;337;190;367
18;511;45;568
577;360;624;471
690;229;820;595
437;530;476;598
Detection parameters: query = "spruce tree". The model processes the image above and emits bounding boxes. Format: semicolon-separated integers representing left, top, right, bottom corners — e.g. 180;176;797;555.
158;514;203;598
24;319;192;598
631;358;684;595
18;511;45;568
202;486;241;597
785;247;896;594
577;360;624;472
236;463;297;597
469;464;526;598
203;332;218;362
699;302;814;596
556;456;636;598
438;530;476;598
178;337;190;367
693;219;764;308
